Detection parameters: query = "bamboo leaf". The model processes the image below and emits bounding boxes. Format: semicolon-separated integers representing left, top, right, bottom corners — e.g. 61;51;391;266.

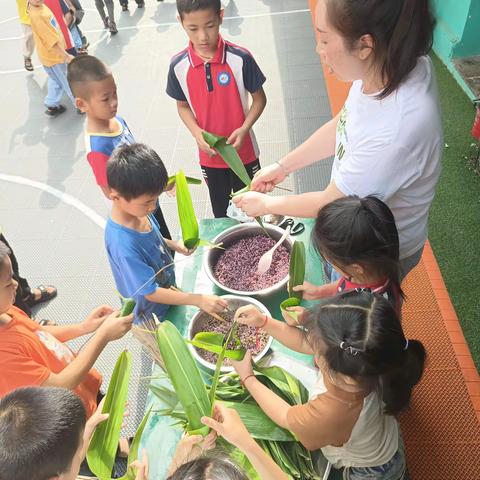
175;170;200;249
202;131;252;187
221;401;294;441
167;175;202;186
202;131;266;230
280;297;301;323
189;331;246;361
155;321;211;435
288;240;306;300
149;385;179;410
87;351;132;480
119;408;151;480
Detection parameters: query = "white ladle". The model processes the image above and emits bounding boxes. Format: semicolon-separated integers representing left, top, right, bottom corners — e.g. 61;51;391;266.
256;226;291;275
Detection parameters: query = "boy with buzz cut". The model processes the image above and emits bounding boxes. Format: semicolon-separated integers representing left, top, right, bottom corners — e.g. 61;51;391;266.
28;0;76;116
0;386;148;480
167;0;267;218
67;54;172;240
105;143;227;323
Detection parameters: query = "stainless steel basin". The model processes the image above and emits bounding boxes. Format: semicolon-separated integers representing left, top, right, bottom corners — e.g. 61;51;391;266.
188;295;272;373
203;222;293;296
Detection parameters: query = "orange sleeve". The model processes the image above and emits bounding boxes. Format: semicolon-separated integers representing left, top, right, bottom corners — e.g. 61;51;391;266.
0;348;51;394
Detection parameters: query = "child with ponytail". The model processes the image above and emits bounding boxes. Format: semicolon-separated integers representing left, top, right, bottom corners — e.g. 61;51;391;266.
232;291;425;479
286;196;403;324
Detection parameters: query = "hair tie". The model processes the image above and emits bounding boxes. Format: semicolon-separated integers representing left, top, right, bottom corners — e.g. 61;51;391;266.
340;341;361;356
404;339;409;351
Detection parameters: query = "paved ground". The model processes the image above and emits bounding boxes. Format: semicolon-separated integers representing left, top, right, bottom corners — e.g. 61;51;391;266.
0;0;332;440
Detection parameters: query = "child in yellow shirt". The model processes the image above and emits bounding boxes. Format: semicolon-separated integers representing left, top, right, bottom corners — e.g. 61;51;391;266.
28;0;76;116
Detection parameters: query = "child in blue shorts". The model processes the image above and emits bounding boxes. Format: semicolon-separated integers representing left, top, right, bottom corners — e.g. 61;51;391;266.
105;143;227;323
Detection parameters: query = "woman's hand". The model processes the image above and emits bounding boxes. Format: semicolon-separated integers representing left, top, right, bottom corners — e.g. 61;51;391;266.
231;350;254;380
232;191;272;217
234;305;265;327
201;403;254;451
250;163;287;193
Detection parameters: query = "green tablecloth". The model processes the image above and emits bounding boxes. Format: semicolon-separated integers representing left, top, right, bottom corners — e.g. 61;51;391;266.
141;218;326;480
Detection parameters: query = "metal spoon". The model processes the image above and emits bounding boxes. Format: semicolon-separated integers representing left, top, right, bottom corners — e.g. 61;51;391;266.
256;225;291;275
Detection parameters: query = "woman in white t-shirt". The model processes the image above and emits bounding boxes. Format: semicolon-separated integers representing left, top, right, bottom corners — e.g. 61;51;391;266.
234;0;443;280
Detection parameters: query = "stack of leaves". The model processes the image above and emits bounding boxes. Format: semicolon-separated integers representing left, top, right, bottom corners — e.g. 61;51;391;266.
202;131;265;229
86;351;151;480
151;321;323;479
280;240;306;323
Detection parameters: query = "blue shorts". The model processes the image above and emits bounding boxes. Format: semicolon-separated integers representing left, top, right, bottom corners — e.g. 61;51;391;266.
342;437;407;480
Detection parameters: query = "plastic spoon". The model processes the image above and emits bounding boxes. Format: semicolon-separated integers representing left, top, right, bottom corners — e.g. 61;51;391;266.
256;226;291;275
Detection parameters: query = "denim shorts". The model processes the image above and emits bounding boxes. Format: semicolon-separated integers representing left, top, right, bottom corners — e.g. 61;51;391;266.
342;438;407;480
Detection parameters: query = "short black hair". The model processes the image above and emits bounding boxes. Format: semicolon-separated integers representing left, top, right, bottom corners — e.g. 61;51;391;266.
177;0;222;19
67;54;112;98
107;143;169;200
0;387;86;480
0;241;11;264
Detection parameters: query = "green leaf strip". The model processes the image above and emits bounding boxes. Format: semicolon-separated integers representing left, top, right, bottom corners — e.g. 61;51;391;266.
87;350;132;480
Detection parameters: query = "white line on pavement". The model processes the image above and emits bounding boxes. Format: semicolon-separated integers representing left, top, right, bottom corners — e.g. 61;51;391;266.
0;174;106;230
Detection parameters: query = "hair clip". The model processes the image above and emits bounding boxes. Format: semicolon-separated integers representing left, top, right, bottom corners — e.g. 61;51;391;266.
339;341;361;356
404;339;409;351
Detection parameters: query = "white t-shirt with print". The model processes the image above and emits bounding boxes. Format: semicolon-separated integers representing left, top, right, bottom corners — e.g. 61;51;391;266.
331;56;443;259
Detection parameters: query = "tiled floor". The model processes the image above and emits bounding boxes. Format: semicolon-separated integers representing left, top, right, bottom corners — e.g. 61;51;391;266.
0;0;331;440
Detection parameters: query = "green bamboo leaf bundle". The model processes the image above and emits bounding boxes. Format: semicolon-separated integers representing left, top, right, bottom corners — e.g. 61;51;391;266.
175;170;200;249
119;408;151;480
155;321;211;435
87;350;132;480
280;240;306;322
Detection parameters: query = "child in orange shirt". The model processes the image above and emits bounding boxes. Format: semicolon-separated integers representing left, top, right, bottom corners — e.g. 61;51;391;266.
0;240;133;417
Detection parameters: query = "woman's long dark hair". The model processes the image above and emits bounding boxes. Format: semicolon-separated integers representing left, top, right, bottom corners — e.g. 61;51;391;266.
304;291;426;415
313;195;403;298
326;0;435;99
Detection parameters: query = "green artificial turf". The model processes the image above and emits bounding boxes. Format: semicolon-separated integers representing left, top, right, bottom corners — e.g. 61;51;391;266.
429;53;480;370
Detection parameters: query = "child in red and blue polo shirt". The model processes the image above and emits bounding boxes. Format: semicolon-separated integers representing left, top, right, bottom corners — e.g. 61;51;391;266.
167;0;267;218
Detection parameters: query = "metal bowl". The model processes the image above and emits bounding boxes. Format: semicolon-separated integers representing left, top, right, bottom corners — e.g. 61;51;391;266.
188;295;272;373
203;222;293;296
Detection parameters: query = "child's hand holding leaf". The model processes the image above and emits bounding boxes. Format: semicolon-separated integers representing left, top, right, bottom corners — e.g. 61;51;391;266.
231;350;254;379
282;305;306;326
82;304;114;334
226;126;248;150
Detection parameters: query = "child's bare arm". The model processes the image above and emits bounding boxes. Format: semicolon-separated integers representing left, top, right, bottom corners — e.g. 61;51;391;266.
176;101;216;156
235;305;313;354
227;87;267;149
43;312;133;390
145;288;227;315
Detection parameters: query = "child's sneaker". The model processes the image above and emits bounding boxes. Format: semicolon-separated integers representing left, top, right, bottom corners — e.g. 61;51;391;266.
121;4;128;12
45;105;66;117
109;20;118;34
103;16;109;29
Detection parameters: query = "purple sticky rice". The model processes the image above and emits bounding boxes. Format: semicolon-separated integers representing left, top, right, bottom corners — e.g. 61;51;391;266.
214;235;290;291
